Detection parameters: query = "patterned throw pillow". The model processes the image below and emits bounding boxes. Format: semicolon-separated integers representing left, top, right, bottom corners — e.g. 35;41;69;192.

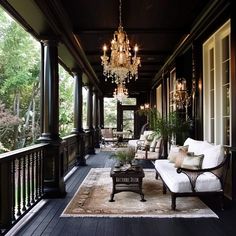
181;154;204;170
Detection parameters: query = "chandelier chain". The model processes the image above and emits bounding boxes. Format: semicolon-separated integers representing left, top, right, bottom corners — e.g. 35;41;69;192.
119;0;122;26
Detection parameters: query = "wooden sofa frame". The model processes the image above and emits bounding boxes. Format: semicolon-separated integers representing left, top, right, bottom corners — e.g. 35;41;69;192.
155;148;230;210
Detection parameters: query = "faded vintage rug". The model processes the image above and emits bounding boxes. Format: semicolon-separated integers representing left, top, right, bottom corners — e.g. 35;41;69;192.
61;168;218;218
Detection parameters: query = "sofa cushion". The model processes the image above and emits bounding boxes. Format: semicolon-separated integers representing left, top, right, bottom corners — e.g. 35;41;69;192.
128;139;139;149
202;144;224;169
183;138;224;169
139;131;155;146
139;134;147;141
143;130;155;136
155;160;221;193
147;151;160;160
183;138;215;155
183;138;205;155
181;154;204;170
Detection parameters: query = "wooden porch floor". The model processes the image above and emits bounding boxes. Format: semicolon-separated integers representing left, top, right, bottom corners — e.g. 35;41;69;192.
11;151;235;236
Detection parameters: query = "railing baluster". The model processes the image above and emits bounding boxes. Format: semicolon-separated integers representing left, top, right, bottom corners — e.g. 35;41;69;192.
31;153;35;204
35;151;39;200
38;150;44;196
11;159;16;221
22;156;26;211
16;157;22;216
27;154;31;207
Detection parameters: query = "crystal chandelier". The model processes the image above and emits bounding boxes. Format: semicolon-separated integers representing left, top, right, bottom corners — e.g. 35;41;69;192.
113;83;128;102
101;0;141;85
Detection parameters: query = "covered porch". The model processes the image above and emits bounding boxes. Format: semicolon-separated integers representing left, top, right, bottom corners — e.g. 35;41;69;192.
0;0;236;235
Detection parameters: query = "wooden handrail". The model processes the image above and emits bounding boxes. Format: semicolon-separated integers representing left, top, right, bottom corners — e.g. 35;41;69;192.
0;143;49;161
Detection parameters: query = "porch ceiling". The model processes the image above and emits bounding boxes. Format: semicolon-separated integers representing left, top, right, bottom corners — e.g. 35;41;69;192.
1;0;212;97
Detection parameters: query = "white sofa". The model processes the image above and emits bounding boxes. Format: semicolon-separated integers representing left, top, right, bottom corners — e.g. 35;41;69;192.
154;138;230;210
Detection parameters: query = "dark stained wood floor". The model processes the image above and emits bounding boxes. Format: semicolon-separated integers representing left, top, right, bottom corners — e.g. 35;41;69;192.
15;151;236;236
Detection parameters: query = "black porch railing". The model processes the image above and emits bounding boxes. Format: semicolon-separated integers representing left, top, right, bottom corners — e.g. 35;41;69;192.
0;131;96;234
62;134;79;175
0;143;48;234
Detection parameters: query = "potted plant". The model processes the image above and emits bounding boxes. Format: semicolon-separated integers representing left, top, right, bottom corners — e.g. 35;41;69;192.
138;108;191;158
111;147;136;166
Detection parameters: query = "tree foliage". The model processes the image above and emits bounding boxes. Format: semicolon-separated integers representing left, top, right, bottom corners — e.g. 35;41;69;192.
104;98;117;128
0;8;41;151
0;8;80;152
59;66;74;136
0;101;21;153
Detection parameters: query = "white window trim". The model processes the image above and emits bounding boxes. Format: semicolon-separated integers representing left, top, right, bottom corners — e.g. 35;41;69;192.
203;20;231;145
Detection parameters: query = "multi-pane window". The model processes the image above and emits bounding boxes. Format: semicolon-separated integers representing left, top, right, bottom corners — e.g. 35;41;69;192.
203;20;231;145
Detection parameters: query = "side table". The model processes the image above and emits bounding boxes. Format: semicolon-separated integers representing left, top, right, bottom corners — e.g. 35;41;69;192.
109;165;146;202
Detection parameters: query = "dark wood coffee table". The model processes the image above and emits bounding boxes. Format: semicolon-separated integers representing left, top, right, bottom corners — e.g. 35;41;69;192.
109;165;146;202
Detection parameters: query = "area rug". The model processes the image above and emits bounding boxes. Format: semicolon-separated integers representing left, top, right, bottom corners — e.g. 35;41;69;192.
61;168;218;218
100;145;127;152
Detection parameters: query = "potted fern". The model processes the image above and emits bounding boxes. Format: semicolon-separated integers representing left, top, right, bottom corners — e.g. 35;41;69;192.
111;147;136;166
138;108;191;157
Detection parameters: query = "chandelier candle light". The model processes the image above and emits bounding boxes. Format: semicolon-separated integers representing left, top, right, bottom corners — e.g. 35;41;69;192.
101;0;141;101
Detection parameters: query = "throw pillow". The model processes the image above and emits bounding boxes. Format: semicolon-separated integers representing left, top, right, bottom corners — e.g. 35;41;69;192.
147;133;155;141
184;138;205;155
201;144;224;169
174;149;190;167
139;134;147;141
181;154;204;170
149;135;160;152
168;145;188;163
143;130;154;137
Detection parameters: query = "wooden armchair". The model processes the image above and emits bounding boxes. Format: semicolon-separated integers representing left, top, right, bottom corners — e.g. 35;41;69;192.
135;137;163;161
101;128;117;146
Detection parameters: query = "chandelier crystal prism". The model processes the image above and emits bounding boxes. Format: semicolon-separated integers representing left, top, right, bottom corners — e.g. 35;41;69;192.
113;83;128;102
101;0;141;85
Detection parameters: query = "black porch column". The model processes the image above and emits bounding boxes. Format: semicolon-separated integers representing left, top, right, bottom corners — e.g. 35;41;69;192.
38;39;66;198
191;43;203;140
99;97;104;128
162;73;168;158
93;91;100;148
87;84;95;154
71;70;86;166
